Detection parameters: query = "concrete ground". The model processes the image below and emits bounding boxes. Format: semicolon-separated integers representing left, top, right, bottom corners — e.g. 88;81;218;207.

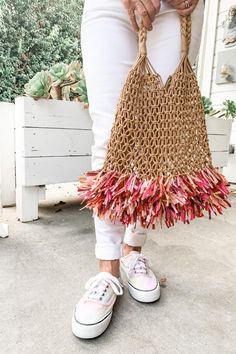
0;183;236;354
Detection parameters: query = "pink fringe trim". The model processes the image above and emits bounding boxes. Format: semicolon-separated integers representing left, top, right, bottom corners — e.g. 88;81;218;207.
77;167;231;229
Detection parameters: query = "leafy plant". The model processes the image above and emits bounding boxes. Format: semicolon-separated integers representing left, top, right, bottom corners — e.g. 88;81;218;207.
202;96;236;120
223;100;236;119
70;74;88;104
24;60;88;106
201;96;214;114
49;63;69;85
25;71;51;99
0;0;84;103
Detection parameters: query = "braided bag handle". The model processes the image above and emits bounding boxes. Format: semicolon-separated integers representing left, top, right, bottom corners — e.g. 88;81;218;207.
138;14;191;56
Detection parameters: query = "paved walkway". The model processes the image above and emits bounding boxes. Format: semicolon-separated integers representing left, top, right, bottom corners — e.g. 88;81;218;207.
1;185;235;354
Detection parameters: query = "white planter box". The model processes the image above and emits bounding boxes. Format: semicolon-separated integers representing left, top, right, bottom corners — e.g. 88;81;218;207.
206;115;232;167
223;121;236;184
15;96;93;222
0;102;16;207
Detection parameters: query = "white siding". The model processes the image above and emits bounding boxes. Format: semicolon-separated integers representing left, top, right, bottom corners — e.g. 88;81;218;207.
198;0;236;105
197;1;236;183
211;0;236;106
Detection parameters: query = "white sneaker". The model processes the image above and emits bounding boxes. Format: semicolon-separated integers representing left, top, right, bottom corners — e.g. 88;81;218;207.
72;272;123;339
120;251;160;303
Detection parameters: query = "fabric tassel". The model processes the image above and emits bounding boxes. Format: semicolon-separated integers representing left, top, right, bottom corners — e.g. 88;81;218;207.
77;166;231;229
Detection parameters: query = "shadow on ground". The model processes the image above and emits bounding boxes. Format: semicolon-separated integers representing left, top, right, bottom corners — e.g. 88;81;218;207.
0;192;236;354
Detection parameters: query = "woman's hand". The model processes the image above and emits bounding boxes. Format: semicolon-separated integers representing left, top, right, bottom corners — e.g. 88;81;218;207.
165;0;199;15
122;0;161;32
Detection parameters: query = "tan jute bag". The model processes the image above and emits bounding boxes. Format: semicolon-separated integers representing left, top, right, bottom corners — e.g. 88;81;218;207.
77;15;231;229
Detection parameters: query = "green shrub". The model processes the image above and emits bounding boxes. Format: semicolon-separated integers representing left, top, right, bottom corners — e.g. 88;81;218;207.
0;0;84;102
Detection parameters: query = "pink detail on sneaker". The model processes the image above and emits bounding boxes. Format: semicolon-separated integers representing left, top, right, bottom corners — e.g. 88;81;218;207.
120;251;160;302
74;272;123;326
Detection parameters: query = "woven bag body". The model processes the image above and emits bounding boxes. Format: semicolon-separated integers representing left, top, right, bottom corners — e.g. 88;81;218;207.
78;15;231;229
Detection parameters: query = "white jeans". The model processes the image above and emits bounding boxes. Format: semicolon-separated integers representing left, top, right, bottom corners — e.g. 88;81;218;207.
81;0;205;260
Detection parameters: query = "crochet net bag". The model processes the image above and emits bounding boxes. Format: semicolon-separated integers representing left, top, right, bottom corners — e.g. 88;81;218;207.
77;15;231;229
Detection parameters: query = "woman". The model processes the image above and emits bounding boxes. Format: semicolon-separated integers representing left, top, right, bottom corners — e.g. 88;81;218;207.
72;0;204;339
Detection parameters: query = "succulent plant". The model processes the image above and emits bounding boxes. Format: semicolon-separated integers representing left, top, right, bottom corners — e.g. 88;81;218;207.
202;96;236;120
24;70;51;99
68;60;83;82
49;62;69;85
223;100;236;119
201;96;214;115
25;60;88;106
61;86;71;101
70;70;88;104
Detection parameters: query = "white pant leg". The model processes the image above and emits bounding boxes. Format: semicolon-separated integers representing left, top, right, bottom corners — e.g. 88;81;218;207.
80;0;204;260
81;1;138;260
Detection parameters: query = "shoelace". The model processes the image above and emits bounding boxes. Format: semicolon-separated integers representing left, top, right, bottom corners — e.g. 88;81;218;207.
128;253;149;277
85;272;123;301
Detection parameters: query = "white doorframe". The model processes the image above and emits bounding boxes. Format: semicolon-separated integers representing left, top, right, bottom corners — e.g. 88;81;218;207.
0;102;16;206
0;153;9;238
197;0;220;97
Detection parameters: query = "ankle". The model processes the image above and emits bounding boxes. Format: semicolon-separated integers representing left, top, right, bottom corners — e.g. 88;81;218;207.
99;259;120;278
123;243;142;256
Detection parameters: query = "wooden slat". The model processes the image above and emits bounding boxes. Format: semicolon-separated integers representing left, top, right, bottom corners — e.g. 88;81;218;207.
22;128;94;157
15;96;92;129
211;151;230;167
206;116;232;134
208;134;230;151
19;156;92;186
18;151;229;185
223;154;236;182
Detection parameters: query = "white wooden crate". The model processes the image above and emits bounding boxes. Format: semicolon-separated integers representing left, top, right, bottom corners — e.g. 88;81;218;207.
0;102;15;207
206;115;232;167
15;96;93;222
0;148;9;237
223;121;236;184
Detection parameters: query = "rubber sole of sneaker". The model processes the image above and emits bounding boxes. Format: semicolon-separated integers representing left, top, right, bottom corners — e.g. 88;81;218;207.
72;310;112;339
127;281;161;303
120;266;161;303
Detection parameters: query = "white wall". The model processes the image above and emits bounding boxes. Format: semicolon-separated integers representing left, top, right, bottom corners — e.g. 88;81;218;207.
0;103;16;206
198;0;236;105
211;0;236;106
197;0;236;183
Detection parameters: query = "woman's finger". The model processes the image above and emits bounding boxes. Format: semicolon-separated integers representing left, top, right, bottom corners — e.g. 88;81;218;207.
140;0;157;22
122;0;161;32
166;0;198;11
176;1;197;15
177;5;196;15
136;1;153;30
123;0;139;31
165;0;183;6
151;0;161;12
128;8;140;31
